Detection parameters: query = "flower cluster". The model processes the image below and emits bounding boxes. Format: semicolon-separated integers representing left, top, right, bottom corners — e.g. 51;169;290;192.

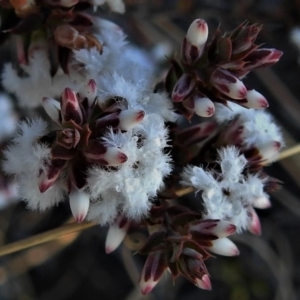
165;19;282;119
0;10;286;297
3;77;173;224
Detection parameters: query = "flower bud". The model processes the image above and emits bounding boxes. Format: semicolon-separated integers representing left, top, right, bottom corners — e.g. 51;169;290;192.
140;252;166;295
84;140;128;166
244;89;269;109
253;195;271;209
211;69;247;99
172;73;195;102
61;87;84;124
186;19;209;47
257;141;281;161
118;109;145;131
190;220;236;238
79;79;97;107
195;274;212;290
193;95;215;117
69;189;90;223
105;216;129;253
244;48;283;71
43;97;61;124
208;237;240;256
248;208;261;235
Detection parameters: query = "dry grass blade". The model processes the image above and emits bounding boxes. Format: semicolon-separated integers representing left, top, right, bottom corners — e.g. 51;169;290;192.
0;221;97;257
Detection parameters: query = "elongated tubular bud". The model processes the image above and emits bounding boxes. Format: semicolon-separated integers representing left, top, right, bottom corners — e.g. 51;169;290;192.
140;252;166;295
190;220;236;238
244;89;269;109
211;69;247;99
172;73;195;102
79;79;97;107
195;274;212;290
105;216;129;253
248;208;261;235
84;140;127;166
118;109;145;131
257;141;281;161
61;88;83;124
208;238;240;256
69;189;90;223
43;97;61;124
186;19;209;47
193;95;215;117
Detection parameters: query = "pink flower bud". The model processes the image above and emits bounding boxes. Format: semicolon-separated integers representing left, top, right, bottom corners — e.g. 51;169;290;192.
195;274;212;290
105;216;129;253
38;160;65;193
244;48;283;71
186;19;209;47
208;238;240;256
103;147;128;166
253;196;271;209
244;89;269;109
118;109;145;131
190;220;236;238
193;95;215;117
42;97;61;124
79;79;97;107
69;189;90;223
84;140;127;166
172;73;195;102
248;208;261;235
140;252;166;295
211;69;247;99
258;141;281;161
61;88;84;124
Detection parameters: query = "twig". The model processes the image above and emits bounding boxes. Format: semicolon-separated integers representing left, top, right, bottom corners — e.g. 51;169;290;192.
0;221;97;257
0;143;300;258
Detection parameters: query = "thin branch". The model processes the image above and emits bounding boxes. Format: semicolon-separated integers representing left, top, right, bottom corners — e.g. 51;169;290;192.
0;221;97;257
0;143;299;258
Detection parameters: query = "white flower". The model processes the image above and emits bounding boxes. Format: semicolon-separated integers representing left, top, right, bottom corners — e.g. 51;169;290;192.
2;119;67;210
214;102;284;161
181;146;268;233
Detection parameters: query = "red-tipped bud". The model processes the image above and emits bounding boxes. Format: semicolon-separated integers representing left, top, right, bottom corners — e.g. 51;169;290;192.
211;69;247;99
244;48;283;71
172;73;195;102
118;109;145;131
190;220;236;239
208;238;240;256
253;196;271;209
140;252;167;295
84;140;127;166
187;19;208;47
248;209;261;235
38;160;65;193
258;141;281;161
79;79;97;107
61;88;83;124
105;216;129;253
43;97;61;124
193;95;215;117
195;274;212;290
244;89;269;109
69;189;90;223
103;147;128;166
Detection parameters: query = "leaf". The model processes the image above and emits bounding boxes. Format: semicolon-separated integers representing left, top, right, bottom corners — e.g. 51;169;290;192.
139;231;167;255
216;37;232;61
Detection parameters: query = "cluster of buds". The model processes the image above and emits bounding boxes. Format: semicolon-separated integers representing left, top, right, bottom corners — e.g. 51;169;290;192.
40;79;145;222
0;0;103;71
138;203;238;294
166;19;282;119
